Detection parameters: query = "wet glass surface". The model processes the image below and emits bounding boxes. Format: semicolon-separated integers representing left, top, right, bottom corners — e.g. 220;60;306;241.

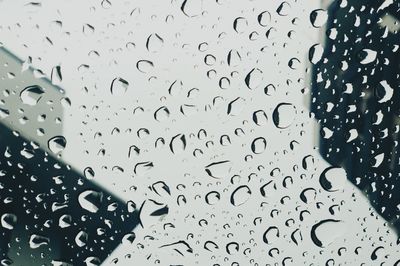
0;0;399;265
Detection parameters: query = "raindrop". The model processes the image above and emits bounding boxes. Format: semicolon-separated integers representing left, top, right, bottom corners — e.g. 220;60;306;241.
110;77;129;96
78;190;103;213
205;160;231;178
219;77;230;89
227;49;241;66
251;137;267;154
154;106;170;122
48;136;67;154
277;2;291;16
272;103;296;129
29;234;50;249
359;49;377;64
84;167;95;180
122;232;136;244
75;231;88;247
253;110;268;126
310;9;328;28
146;33;164;52
170;134;186;154
245;68;263;90
233;17;248;33
309;44;324;64
288;58;301;69
205;191;221;205
310;219;345;247
257;11;271;26
263;226;280;244
20;85;45;106
376;80;393;103
300;188;317;204
230;185;251;206
226;97;244;116
319;167;346;192
264;84;276;96
0;213;17;230
136;60;154;73
51;65;62;85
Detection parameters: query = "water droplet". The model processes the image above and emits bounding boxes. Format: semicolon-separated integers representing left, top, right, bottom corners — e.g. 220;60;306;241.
257;11;271;26
277;2;291;16
251;137;267;154
264;84;276;96
29;234;50;249
205;160;231;178
359;49;377;64
169;134;186;154
1;213;17;230
75;230;88;247
136;60;154;73
319;167;346;192
78;190;103;213
84;167;95;180
233;17;248;33
376;80;393;103
20;85;45;106
154;106;170;122
309;44;324;64
311;219;345;247
310;9;328;28
122;232;136;244
230;185;251;206
227;97;245;116
288;58;301;69
110;77;129;96
48;136;67;154
227;49;241;66
146;33;164;52
263;226;280;244
272;103;296;129
245;68;263;90
253;110;268;126
205;191;221;205
51;65;62;85
59;214;72;228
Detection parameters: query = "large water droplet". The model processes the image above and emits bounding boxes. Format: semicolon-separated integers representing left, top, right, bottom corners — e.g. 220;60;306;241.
205;160;231;178
257;11;271;26
75;230;88;247
376;80;394;103
359;49;377;64
272;103;296;129
48;136;67;154
310;9;328;28
309;44;324;64
319;167;346;192
84;167;95;180
311;219;345;247
20;85;45;106
169;134;186;154
78;190;103;213
1;213;17;230
29;234;50;249
146;33;164;52
230;185;251;206
245;68;263;90
276;2;291;16
110;77;129;96
251;137;267;154
51;65;62;85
